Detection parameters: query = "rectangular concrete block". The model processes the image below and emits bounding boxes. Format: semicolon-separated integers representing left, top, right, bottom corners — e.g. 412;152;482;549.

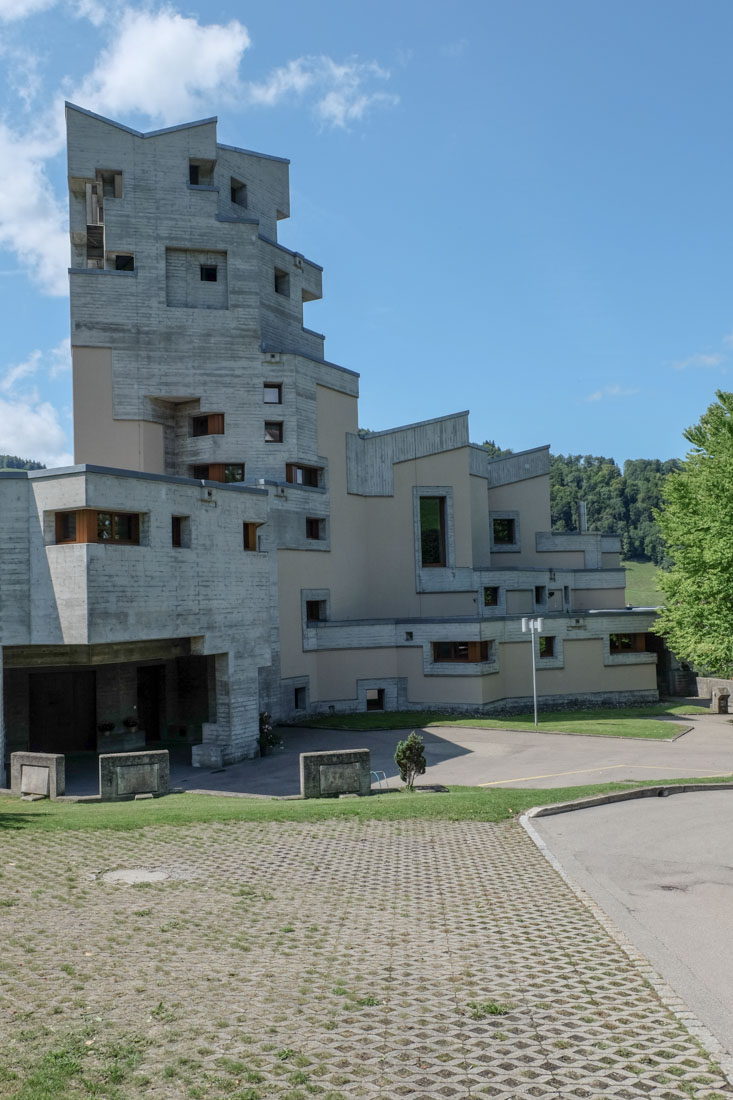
10;752;65;800
99;749;169;801
300;749;371;798
191;744;223;768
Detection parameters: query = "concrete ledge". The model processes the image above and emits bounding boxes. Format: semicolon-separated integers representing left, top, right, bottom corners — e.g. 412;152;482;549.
524;781;733;819
300;749;371;798
10;752;65;799
99;750;169;801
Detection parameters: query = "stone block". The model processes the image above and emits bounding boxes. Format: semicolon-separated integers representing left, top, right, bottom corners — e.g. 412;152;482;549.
10;752;65;800
711;687;730;714
300;749;371;798
191;744;223;768
99;750;169;801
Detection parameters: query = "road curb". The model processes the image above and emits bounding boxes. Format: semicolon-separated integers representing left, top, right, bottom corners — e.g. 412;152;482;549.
520;788;733;1086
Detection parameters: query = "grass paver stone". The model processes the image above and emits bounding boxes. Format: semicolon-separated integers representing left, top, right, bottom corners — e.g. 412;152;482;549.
0;808;731;1098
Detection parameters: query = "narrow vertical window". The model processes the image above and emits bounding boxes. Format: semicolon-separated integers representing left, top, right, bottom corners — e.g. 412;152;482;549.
420;496;446;566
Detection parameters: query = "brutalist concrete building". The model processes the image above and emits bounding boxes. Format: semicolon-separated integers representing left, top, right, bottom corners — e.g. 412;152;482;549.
0;104;660;774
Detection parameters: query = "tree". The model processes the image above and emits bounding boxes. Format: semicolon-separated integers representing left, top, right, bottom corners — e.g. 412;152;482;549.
394;731;427;790
654;391;733;674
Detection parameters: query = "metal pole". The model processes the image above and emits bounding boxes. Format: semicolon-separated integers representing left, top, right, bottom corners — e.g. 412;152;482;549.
531;620;538;728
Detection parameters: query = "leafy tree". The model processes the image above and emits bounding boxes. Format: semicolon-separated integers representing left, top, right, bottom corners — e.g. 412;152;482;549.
0;454;45;471
394;731;427;790
482;440;514;459
653;391;733;674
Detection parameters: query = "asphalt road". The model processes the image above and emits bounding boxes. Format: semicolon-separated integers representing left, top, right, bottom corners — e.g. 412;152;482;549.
533;790;733;1057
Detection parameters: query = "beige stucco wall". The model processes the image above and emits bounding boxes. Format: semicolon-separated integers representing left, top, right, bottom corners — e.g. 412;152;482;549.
502;637;656;697
470;475;490;566
73;347;164;472
572;588;625;610
488;474;550;567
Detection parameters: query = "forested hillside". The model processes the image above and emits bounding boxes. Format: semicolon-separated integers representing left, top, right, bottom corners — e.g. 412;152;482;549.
483;442;679;563
0;454;45;471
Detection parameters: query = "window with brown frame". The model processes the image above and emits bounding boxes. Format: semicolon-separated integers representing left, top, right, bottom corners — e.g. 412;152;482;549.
420;496;446;567
609;632;647;654
55;510;139;545
243;522;260;551
192;413;224;436
539;636;555;658
306;517;324;540
265;421;283;443
286;463;320;487
432;641;491;663
192;464;244;483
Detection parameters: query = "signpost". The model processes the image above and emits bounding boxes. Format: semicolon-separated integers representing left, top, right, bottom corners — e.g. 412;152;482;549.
521;616;543;727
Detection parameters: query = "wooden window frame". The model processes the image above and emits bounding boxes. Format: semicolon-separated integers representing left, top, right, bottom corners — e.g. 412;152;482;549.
55;509;139;545
432;641;490;663
192;463;244;483
243;522;260;551
286;463;320;487
306;517;324;541
192;413;225;437
609;632;647;654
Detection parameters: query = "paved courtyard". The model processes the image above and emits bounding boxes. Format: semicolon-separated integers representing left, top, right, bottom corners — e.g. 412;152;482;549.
1;814;731;1099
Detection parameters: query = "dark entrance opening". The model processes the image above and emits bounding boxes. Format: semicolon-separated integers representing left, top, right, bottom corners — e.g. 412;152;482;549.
29;670;96;752
138;665;165;743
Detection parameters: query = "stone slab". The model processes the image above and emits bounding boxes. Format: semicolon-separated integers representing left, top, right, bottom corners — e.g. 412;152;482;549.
99;750;169;801
300;748;370;798
191;744;223;769
10;752;65;800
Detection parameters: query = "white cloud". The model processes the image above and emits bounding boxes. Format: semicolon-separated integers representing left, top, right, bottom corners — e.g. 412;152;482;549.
0;396;72;465
247;54;399;129
1;43;44;108
670;352;725;371
70;7;251;124
0;348;42;393
0;0;55;20
586;385;639;403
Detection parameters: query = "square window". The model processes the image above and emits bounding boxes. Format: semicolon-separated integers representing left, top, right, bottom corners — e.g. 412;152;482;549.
224;464;245;483
265;421;283;443
305;599;326;622
114;254;134;271
493;517;516;544
306;517;324;541
366;689;385;711
483;586;499;607
263;383;282;404
420;496;446;567
193;464;210;480
274;268;290;296
539;636;555;658
200;265;217;282
231;177;247;207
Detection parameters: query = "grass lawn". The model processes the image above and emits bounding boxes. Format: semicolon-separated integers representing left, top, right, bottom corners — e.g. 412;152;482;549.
299;701;707;737
1;775;730;834
622;558;662;606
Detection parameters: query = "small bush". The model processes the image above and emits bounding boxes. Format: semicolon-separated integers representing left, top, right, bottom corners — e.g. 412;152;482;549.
394;730;427;790
258;711;281;755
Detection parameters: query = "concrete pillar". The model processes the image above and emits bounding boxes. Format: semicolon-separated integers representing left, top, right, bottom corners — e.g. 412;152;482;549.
192;651;259;766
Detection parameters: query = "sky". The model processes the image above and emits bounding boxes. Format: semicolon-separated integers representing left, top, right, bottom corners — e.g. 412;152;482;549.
1;0;733;468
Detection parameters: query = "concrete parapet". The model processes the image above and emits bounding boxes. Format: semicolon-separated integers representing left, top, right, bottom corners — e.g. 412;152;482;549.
10;752;65;799
99;749;169;801
300;748;371;798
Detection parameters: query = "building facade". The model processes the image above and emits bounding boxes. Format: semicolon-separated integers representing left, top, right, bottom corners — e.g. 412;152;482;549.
0;104;659;774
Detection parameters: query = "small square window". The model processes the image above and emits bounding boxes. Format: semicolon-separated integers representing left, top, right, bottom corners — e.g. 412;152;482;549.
200;265;217;282
274;268;290;296
405;631;413;641
294;686;306;710
265;421;283;443
493;517;516;544
231;177;247;207
263;383;282;404
306;517;324;541
224;464;245;483
483;586;499;607
305;599;326;622
539;636;555;658
366;689;385;712
114;254;134;271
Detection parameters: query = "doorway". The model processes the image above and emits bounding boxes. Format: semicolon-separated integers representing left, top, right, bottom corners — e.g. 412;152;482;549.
137;665;166;742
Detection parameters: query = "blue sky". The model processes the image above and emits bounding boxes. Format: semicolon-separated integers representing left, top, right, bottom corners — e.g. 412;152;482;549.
1;0;732;467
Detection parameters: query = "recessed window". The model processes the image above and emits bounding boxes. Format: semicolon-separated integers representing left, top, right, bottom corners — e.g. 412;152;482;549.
56;512;77;543
243;522;260;551
493;518;516;545
483;586;499;607
294;686;306;710
274;268;290;296
305;599;327;623
171;515;190;548
306;517;324;541
420;496;446;567
189;159;214;186
114;254;134;271
535;585;547;605
231;177;247;207
189;163;199;185
98;170;122;199
200;265;218;282
539;636;555;659
265;421;283;443
366;689;385;712
286;463;320;487
55;510;139;545
263;383;282;404
192;463;244;483
432;641;491;663
610;632;647;654
192;413;224;436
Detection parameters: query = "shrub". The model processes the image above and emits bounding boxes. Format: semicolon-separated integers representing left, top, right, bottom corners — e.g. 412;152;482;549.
258;711;281;755
394;730;427;790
